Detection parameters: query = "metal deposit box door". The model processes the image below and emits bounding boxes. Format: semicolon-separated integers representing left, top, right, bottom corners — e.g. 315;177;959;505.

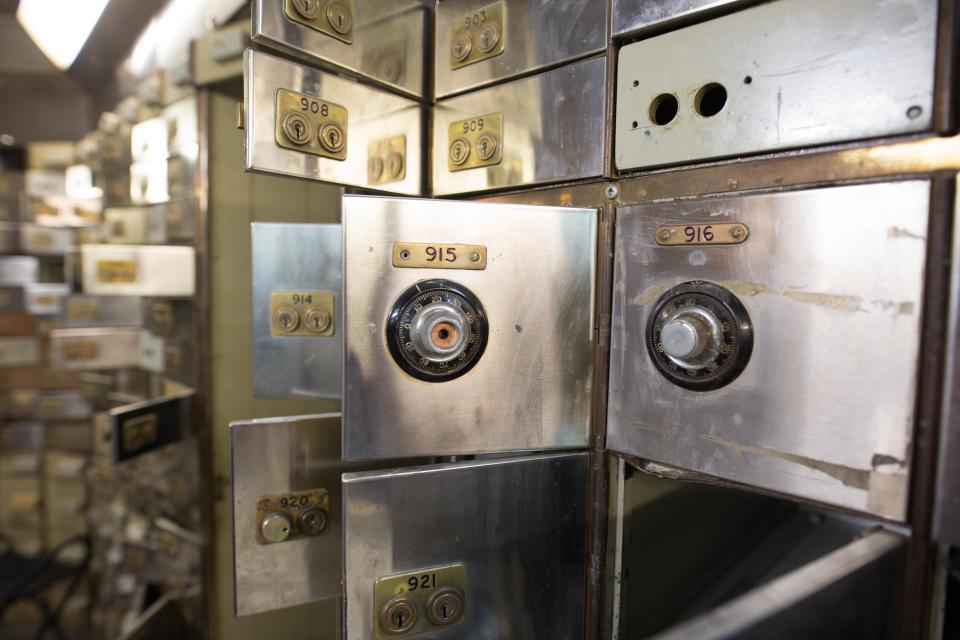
342;195;596;460
251;223;342;399
342;452;590;639
607;181;930;520
232;413;408;615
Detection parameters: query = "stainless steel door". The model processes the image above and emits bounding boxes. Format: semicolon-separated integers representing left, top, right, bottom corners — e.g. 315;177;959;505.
342;195;596;460
607;181;930;520
615;0;938;171
251;223;342;399
342;452;590;639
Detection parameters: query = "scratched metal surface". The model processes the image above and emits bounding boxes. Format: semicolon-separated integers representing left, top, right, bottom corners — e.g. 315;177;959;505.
607;181;930;520
615;0;938;170
342;453;589;639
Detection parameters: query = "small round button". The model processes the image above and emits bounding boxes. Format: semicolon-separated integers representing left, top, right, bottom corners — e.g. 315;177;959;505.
259;512;291;543
379;597;417;635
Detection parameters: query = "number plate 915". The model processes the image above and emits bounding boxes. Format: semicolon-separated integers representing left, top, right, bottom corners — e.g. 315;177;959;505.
392;242;487;270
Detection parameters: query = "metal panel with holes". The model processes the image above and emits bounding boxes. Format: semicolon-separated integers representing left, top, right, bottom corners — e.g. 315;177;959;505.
615;0;938;171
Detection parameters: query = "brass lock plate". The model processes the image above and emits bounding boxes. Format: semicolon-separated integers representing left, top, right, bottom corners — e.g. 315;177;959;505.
450;0;505;69
367;135;407;186
654;222;750;246
392;242;487;270
448;112;502;172
255;488;330;545
270;291;336;337
374;563;467;639
284;0;354;44
121;413;158;453
63;340;100;361
96;260;138;284
150;301;175;334
66;299;101;323
274;89;348;161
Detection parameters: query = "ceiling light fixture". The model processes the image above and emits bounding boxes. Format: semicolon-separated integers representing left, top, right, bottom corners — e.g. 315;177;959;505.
16;0;111;70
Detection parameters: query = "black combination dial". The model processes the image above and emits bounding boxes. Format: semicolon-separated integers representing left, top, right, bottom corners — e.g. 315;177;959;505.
645;281;753;392
386;279;488;382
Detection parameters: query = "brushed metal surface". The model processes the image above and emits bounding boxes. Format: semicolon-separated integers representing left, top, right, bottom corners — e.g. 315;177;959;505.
934;176;960;545
615;0;938;171
607;181;930;520
343;195;596;460
0;257;39;285
254;0;430;99
612;0;756;38
649;530;902;640
434;0;606;98
244;49;424;195
58;296;143;328
343;452;589;639
231;413;401;616
433;56;606;196
252;223;342;399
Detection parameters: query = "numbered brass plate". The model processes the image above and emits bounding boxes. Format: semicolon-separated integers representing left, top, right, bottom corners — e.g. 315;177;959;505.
655;222;750;246
448;112;502;172
450;0;505;69
269;290;336;337
274;89;348;161
97;260;138;284
367;135;407;186
36;397;64;418
66;299;101;323
284;0;354;44
63;340;99;361
255;488;330;545
121;413;158;453
374;563;467;639
150;301;174;334
392;242;487;270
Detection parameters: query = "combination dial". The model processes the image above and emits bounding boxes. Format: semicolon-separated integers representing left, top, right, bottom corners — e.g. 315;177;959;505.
386;279;488;382
646;281;753;391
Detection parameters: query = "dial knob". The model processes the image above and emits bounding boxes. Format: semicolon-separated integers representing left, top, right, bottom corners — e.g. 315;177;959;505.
386;279;488;382
646;281;753;391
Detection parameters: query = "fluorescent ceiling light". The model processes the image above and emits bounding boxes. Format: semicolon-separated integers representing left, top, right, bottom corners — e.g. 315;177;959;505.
17;0;111;70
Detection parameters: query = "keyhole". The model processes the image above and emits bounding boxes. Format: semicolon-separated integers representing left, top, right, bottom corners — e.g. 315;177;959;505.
438;328;449;340
295;122;304;137
441;604;449;620
394;613;403;628
337;15;342;26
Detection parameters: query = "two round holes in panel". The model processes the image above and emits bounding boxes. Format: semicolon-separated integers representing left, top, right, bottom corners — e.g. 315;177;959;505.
632;82;729;128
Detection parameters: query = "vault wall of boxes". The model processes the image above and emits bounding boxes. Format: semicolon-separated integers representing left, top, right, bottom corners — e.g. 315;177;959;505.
0;78;205;635
232;0;960;638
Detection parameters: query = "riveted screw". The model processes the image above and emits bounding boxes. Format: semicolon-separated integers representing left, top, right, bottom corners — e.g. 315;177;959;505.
730;226;745;240
469;251;481;263
605;183;619;200
657;228;672;242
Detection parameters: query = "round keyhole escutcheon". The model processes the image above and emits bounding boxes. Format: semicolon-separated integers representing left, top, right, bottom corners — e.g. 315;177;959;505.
282;112;312;145
305;308;332;333
646;281;753;391
273;306;300;333
475;132;499;161
476;22;500;53
449;137;470;165
386;279;488;382
379;597;417;635
319;122;345;153
292;0;321;19
426;587;465;626
325;1;352;33
298;507;327;535
451;33;472;61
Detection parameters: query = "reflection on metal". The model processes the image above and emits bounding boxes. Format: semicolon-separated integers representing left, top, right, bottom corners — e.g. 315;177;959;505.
252;223;342;399
434;57;606;195
245;49;423;194
612;0;758;38
649;531;902;639
607;182;929;519
343;196;595;459
343;453;589;639
254;0;429;99
231;414;403;616
435;0;605;98
615;0;938;170
934;174;960;546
